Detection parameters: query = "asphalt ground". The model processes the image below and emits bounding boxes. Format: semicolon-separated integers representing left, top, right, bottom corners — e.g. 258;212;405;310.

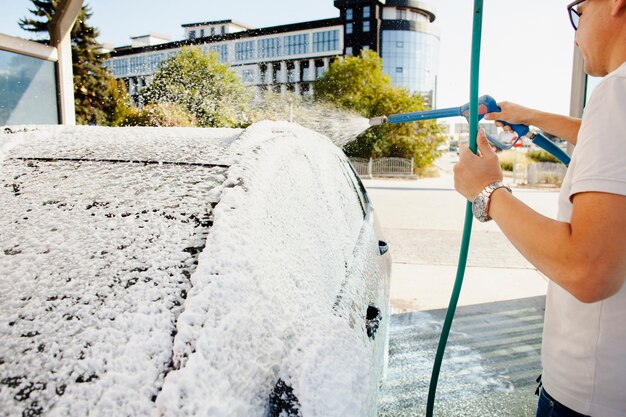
365;154;561;416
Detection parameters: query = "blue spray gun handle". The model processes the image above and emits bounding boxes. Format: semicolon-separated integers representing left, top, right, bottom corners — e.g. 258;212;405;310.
460;95;530;137
462;95;571;166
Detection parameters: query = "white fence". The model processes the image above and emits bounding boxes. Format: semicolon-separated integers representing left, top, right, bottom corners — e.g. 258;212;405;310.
526;162;568;185
350;157;416;178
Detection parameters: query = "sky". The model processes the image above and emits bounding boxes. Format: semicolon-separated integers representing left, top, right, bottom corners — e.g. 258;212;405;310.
1;0;577;117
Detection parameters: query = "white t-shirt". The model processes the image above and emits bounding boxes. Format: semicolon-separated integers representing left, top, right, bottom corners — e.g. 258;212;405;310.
542;61;626;416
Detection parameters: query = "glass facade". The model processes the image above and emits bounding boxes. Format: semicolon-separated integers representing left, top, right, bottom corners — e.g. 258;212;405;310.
382;30;439;99
258;37;282;59
235;40;255;61
0;50;58;125
206;44;228;62
284;34;309;55
112;58;129;77
126;53;168;75
313;30;340;53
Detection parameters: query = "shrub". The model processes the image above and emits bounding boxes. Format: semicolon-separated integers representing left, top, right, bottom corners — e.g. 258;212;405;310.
120;103;196;127
527;149;561;163
498;150;532;171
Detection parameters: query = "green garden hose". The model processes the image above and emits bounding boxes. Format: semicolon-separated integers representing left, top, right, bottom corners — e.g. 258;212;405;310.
425;1;484;416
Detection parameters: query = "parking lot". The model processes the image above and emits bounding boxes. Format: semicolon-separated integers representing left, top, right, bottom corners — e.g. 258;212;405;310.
364;156;560;416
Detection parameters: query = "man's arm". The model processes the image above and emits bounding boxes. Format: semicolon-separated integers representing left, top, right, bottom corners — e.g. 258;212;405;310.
485;102;581;145
454;131;626;303
489;189;626;302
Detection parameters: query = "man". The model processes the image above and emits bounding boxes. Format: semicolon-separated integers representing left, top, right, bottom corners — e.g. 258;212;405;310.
453;0;626;416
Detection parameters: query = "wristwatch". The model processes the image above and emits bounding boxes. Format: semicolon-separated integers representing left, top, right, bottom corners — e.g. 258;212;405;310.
472;181;512;222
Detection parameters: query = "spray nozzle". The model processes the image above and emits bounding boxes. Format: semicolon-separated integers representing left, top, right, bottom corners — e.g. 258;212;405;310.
369;116;389;126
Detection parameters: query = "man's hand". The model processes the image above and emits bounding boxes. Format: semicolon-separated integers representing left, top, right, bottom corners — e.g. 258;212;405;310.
453;129;504;201
484;101;534;131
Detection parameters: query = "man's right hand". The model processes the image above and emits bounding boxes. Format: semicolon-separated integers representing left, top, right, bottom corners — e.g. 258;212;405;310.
484;101;534;130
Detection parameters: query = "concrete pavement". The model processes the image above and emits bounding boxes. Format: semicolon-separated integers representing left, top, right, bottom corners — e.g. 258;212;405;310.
364;165;558;312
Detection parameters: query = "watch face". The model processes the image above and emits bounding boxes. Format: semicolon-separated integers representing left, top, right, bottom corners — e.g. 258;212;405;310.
472;195;488;220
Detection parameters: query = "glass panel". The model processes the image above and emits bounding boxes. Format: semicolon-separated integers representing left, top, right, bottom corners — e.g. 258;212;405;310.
363;6;371;18
0;50;58;125
381;30;440;102
284;34;309;56
313;30;339;53
235;40;255;61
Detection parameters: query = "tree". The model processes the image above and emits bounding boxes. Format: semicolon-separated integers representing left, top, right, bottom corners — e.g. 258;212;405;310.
19;0;118;125
140;47;253;128
121;102;196;127
315;51;444;169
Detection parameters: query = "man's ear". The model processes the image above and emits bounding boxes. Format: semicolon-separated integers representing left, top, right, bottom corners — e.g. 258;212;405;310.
611;0;626;16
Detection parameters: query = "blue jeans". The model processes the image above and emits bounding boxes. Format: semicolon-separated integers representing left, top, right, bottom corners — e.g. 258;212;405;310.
536;388;590;417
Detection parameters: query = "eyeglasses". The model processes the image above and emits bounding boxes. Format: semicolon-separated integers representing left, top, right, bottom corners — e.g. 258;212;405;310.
567;0;586;30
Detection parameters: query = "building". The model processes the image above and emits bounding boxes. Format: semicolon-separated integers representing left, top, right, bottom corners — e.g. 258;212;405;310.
106;0;440;106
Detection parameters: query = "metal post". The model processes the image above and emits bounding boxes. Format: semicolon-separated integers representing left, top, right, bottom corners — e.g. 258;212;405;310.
368;158;373;178
568;45;587;154
50;0;83;125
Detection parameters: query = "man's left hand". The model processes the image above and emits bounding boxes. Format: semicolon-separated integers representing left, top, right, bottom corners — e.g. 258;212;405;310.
453;129;504;200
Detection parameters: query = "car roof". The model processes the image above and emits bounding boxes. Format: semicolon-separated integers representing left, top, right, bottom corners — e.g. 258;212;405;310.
0;126;240;416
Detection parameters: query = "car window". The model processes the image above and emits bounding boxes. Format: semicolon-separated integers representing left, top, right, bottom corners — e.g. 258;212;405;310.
338;156;367;218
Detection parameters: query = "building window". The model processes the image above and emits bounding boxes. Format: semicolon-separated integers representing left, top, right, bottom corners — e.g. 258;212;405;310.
207;44;228;62
242;69;254;83
287;63;296;83
397;9;407;20
146;53;164;72
346;8;353;21
363;6;371;18
235;40;255;61
258;37;282;58
112;58;129;77
313;30;339;53
346;47;353;56
315;61;326;78
130;56;145;74
363;21;370;32
396;67;403;73
284;34;309;55
200;29;205;37
346;23;353;35
363;45;370;51
211;27;216;36
396;41;404;48
221;26;226;35
189;30;196;40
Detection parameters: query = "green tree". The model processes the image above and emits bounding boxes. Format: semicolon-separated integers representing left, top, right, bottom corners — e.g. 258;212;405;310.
102;77;135;126
141;47;253;128
315;51;444;169
121;102;196;127
19;0;118;125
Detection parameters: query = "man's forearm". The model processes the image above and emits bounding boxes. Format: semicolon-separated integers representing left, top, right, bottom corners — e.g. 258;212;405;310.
527;110;581;145
488;188;626;302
